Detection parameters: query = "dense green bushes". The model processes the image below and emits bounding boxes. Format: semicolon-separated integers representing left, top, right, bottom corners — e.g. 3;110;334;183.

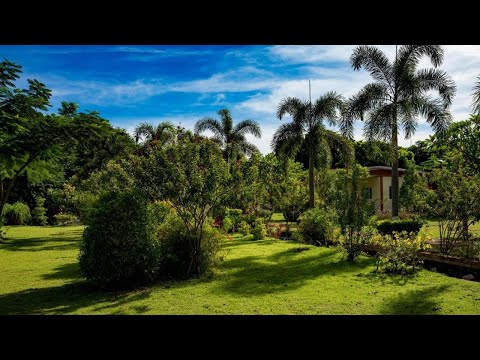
31;197;48;226
2;202;31;225
156;214;223;278
252;218;267;240
375;218;424;235
79;191;161;288
298;208;335;246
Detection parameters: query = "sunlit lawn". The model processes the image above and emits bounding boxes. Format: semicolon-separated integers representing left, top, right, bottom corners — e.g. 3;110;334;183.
1;225;480;314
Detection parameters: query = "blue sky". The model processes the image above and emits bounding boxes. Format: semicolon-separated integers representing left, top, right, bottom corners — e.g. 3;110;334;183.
2;45;480;153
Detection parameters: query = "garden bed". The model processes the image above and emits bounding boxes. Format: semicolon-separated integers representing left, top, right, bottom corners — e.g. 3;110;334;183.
359;244;480;281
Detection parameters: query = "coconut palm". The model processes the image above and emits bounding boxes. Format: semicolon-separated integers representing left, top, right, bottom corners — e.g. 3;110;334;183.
341;45;456;217
472;75;480;115
271;92;353;208
194;109;261;170
134;121;176;148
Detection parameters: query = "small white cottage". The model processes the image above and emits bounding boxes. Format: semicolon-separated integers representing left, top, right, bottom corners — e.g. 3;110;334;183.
365;166;405;212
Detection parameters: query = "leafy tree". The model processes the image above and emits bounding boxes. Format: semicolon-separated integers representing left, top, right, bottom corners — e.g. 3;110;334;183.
399;160;429;213
0;59;108;221
134;138;231;276
341;45;456;217
272;92;353;208
428;165;480;256
437;115;480;176
334;164;374;261
194;109;261;171
134;121;176;149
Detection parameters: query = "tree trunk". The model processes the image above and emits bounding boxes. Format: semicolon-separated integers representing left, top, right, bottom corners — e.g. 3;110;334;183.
391;108;399;218
308;151;315;208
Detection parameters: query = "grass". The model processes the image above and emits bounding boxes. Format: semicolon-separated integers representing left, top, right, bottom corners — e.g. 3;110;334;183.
423;220;480;239
1;225;480;314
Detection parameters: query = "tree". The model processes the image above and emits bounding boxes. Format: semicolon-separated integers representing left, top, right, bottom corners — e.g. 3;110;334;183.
473;76;480;115
341;45;456;217
272;92;353;208
0;59;107;221
334;165;374;261
194;109;261;171
399;159;429;213
133;138;231;276
134;121;176;148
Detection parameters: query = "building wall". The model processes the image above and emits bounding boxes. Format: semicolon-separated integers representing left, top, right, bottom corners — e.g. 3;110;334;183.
367;176;404;212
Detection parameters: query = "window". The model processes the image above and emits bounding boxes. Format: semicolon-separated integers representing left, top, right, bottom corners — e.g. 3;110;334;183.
389;186;392;199
365;187;373;199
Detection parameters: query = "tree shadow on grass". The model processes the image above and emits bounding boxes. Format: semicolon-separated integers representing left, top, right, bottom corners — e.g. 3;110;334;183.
216;247;375;296
0;282;152;315
354;270;421;287
379;285;450;314
0;229;83;252
42;263;82;281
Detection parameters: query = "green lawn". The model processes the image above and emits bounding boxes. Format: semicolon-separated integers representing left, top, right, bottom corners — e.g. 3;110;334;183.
423;220;480;239
1;225;480;314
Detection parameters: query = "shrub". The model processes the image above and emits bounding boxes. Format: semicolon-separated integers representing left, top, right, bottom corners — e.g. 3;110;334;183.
157;214;223;278
54;213;79;226
238;221;251;236
373;231;431;274
31;197;48;226
2;202;31;225
222;216;233;233
79;191;161;288
375;218;424;236
256;208;273;223
252;218;267;240
298;208;336;246
226;208;243;231
241;213;257;227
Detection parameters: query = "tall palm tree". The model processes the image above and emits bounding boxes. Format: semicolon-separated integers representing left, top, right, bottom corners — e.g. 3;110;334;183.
472;75;480;115
271;92;353;208
194;109;261;170
134;121;176;148
341;45;456;217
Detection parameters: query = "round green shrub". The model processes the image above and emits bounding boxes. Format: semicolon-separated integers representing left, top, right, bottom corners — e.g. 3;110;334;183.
252;218;267;240
238;221;251;236
156;214;223;278
375;218;424;235
298;208;336;246
31;197;48;226
79;191;161;289
222;216;233;233
2;202;31;225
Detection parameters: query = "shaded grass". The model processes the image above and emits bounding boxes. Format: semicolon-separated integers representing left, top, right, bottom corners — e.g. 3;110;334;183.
1;226;480;314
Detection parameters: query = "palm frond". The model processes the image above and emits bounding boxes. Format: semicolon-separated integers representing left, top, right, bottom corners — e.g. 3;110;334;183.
271;122;303;157
234;119;262;138
350;45;393;87
134;122;155;143
364;105;393;142
218;109;233;135
312;91;344;126
413;96;452;134
277;97;307;124
194;117;224;138
323;129;355;167
415;68;456;107
395;45;444;76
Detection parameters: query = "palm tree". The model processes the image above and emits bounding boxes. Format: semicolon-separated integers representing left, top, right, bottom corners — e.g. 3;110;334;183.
272;92;353;208
472;75;480;115
341;45;456;217
194;109;261;170
134;121;176;148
